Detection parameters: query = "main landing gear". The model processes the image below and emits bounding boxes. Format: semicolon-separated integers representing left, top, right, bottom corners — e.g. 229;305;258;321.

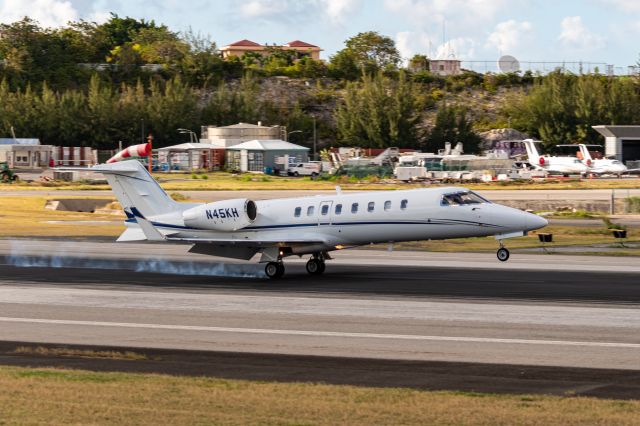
305;255;326;275
264;253;327;279
264;261;285;279
496;241;510;262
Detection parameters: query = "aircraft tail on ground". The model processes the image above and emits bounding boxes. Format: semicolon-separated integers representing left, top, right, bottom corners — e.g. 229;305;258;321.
522;139;542;164
91;160;180;219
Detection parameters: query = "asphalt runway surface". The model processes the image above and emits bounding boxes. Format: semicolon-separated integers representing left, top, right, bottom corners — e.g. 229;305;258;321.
1;240;639;398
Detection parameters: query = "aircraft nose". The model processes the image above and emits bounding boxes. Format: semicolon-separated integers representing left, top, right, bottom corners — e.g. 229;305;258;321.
525;212;548;231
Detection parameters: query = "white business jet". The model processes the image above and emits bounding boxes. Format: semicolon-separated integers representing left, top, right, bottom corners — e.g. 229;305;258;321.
522;139;589;176
557;144;627;177
93;161;548;278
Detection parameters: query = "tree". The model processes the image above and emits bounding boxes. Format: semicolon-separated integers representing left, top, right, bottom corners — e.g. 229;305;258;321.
425;104;482;154
335;71;420;147
408;54;429;72
343;31;401;71
328;49;360;80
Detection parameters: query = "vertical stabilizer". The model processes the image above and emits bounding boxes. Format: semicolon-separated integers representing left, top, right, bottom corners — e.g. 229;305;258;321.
91;160;179;218
522;139;541;164
578;144;593;162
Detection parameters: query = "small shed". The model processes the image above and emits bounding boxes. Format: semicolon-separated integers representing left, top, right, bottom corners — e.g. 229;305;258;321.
592;125;640;164
226;139;309;173
0;138;54;168
157;142;225;171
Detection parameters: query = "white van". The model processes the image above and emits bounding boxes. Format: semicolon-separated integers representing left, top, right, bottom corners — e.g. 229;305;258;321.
287;162;322;177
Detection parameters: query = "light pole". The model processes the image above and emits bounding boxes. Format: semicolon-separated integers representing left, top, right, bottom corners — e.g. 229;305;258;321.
177;128;197;144
287;130;302;142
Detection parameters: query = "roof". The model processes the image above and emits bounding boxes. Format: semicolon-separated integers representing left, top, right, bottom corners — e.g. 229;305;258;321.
592;125;640;138
158;143;219;151
218;122;272;129
0;138;40;145
286;40;318;48
226;139;309;151
227;39;261;47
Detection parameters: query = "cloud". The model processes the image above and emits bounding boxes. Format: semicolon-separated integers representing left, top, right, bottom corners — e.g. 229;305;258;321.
434;37;475;60
237;0;359;24
0;0;78;27
486;19;533;54
558;16;605;50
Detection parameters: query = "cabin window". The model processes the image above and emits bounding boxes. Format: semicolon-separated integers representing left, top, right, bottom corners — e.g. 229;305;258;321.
351;203;359;213
368;202;375;212
321;204;329;215
401;199;408;210
294;207;301;217
441;191;489;206
335;204;342;215
384;200;391;211
307;206;315;216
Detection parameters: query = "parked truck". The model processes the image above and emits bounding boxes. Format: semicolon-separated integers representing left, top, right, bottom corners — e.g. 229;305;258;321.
287;161;323;177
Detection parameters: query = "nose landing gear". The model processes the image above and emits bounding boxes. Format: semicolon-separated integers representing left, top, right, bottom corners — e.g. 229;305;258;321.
496;241;510;262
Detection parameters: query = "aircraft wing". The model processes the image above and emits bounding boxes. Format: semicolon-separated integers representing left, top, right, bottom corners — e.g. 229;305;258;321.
165;236;328;245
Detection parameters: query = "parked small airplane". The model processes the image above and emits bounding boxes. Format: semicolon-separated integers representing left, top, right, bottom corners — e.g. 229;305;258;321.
93;160;548;278
522;139;589;176
556;144;627;177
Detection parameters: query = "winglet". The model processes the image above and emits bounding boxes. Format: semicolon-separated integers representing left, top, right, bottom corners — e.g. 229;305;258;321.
130;207;165;241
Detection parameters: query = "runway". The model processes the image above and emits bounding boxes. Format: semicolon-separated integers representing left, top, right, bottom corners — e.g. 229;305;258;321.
1;240;639;397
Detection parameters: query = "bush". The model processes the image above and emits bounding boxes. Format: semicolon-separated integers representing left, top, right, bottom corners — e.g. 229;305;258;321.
626;197;640;213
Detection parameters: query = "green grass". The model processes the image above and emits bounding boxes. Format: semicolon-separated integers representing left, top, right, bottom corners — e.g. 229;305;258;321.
1;366;639;425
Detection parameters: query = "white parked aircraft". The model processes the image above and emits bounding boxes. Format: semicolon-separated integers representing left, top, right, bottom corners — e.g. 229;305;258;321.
522;139;589;176
93;161;548;278
556;144;627;177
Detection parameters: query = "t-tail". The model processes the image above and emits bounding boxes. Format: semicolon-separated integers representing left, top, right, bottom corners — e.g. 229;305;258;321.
522;139;541;165
91;160;181;241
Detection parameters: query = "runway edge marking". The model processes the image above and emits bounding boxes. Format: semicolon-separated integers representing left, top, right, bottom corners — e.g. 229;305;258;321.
1;317;639;349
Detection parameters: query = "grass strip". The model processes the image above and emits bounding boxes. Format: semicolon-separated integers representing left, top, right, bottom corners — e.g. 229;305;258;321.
0;366;639;425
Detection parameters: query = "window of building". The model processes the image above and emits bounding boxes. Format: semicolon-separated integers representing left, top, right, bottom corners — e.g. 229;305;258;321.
384;200;391;211
335;204;342;215
351;203;358;213
401;199;408;210
368;202;375;212
294;207;301;217
307;206;315;216
321;204;329;215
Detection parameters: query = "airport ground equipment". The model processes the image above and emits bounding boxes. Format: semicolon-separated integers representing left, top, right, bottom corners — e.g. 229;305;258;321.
0;162;18;183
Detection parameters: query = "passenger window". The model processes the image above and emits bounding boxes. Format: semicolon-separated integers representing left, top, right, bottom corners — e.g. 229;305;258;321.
351;203;359;213
401;199;408;210
321;204;329;215
384;200;391;211
335;204;342;215
368;202;375;212
294;207;301;217
307;206;315;216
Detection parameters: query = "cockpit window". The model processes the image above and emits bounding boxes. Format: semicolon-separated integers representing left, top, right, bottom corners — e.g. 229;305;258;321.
441;191;489;206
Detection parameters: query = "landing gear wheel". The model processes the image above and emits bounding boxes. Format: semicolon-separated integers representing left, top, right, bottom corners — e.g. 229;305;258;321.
265;262;285;278
497;247;510;262
306;258;325;275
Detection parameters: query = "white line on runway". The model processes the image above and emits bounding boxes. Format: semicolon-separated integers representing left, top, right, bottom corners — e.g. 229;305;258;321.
1;317;639;349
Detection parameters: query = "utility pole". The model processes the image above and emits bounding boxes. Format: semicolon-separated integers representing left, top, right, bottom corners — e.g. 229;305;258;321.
147;134;153;174
312;117;317;161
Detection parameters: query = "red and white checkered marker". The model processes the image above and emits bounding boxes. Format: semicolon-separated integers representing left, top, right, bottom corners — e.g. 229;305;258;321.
107;143;152;163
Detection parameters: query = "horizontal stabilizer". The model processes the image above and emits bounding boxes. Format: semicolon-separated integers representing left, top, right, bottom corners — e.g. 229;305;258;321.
116;227;147;242
131;207;165;241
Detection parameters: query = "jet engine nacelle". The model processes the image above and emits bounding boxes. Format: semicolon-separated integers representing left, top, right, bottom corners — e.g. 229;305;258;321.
182;199;257;231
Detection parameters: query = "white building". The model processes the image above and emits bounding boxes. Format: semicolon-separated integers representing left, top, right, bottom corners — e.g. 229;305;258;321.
200;122;283;148
0;138;53;168
592;125;640;164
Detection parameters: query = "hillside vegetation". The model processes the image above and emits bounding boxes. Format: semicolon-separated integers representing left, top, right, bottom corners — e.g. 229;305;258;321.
1;15;640;152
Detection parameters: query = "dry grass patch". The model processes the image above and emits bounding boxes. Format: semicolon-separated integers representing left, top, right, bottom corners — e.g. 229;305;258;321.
0;196;123;238
0;366;638;425
13;346;150;361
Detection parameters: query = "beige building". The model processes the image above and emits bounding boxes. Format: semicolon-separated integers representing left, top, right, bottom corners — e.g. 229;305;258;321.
221;39;322;61
200;122;283;148
429;59;462;76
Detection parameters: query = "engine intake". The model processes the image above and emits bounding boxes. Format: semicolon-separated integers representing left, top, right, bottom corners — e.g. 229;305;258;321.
182;199;257;231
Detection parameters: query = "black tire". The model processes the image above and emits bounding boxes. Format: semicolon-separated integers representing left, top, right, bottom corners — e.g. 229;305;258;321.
306;258;325;275
265;262;284;278
497;248;510;262
293;171;299;177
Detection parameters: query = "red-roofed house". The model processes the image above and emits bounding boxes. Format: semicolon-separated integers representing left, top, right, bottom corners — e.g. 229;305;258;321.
221;39;322;60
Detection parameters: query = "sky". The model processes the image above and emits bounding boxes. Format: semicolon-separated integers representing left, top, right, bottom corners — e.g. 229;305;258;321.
1;0;640;73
